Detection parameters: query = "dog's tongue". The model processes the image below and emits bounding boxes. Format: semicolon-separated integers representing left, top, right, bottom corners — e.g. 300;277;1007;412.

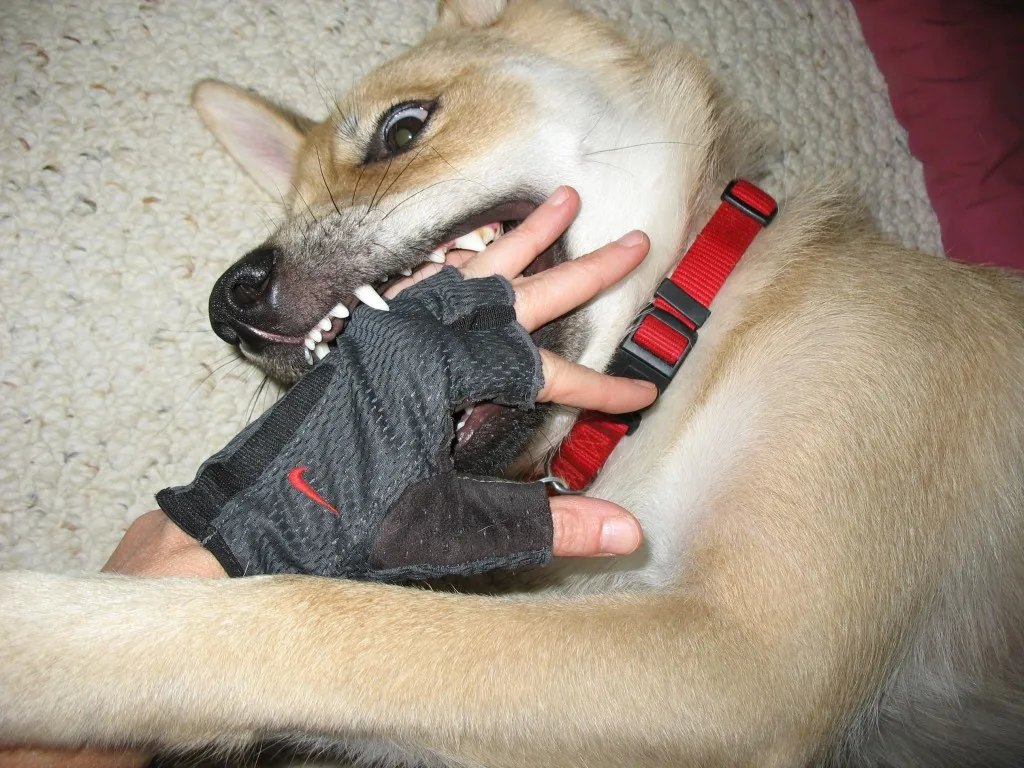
456;403;501;446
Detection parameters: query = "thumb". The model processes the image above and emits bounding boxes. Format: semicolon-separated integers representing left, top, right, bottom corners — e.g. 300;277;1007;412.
550;496;643;557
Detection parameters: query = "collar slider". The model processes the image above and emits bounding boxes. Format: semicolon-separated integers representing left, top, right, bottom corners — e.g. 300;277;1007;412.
722;179;778;227
608;306;695;395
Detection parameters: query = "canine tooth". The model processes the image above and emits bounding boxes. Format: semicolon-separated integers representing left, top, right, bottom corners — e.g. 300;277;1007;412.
452;231;487;252
464;405;475;417
304;337;316;351
328;303;349;319
479;224;498;244
309;328;323;343
456;419;467;431
428;248;446;264
318;317;332;332
314;342;330;360
354;284;389;311
400;267;413;276
304;348;314;365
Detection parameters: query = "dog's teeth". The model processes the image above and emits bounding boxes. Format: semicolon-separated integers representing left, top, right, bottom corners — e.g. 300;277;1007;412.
452;231;487;252
318;317;332;331
314;342;330;360
309;328;323;343
400;267;413;276
304;337;316;351
456;404;475;431
428;248;446;264
354;284;389;311
479;224;499;245
328;303;349;319
304;348;314;365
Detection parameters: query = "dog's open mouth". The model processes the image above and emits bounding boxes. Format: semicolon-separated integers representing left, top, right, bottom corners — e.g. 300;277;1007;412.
270;201;552;366
298;220;507;364
255;199;563;462
211;195;575;474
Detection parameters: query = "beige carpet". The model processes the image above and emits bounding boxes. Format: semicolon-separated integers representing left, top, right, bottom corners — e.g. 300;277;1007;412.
0;0;942;574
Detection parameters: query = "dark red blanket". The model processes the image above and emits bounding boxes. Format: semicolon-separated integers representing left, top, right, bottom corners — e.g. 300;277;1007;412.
852;0;1024;270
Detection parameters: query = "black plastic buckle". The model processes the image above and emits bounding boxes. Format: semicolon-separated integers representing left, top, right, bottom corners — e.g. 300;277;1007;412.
722;179;777;227
609;305;696;390
606;279;708;434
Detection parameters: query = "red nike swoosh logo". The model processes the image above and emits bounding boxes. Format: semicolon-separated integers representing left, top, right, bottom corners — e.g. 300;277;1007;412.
288;466;338;515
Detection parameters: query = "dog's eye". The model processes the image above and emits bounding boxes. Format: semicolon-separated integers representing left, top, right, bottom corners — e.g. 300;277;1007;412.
382;103;431;154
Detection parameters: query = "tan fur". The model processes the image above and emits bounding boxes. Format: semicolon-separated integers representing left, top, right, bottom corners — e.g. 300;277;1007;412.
292;67;535;220
2;1;1023;766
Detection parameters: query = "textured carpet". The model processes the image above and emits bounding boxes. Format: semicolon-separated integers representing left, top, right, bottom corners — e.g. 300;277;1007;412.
0;0;942;574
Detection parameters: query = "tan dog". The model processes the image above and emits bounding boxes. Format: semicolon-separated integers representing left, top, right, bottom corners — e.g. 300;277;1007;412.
2;1;1023;765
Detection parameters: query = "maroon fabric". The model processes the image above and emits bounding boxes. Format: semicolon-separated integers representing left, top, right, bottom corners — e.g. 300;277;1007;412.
851;0;1024;270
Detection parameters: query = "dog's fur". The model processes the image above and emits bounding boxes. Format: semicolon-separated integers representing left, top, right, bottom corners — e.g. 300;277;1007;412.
2;1;1023;766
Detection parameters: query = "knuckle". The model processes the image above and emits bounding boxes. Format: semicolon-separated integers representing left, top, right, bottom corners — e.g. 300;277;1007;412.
502;227;541;254
501;222;530;242
577;250;615;287
553;501;594;554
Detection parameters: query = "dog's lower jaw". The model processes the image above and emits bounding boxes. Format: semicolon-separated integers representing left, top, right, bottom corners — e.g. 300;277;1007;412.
501;177;731;506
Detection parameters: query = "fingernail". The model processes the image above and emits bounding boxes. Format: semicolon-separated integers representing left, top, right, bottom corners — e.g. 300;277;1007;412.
616;230;645;247
633;379;658;394
546;186;570;207
600;517;641;555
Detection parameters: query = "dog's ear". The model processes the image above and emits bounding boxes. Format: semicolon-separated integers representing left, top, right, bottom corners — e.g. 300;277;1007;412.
192;80;312;200
435;0;510;29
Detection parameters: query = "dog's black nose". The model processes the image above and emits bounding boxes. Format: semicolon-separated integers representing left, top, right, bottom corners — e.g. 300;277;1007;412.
209;246;278;346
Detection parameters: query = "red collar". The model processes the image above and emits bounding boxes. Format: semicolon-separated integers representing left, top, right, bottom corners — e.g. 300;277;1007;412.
544;179;778;494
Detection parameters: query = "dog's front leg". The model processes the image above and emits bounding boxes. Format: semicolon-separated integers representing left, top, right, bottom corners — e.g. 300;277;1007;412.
0;570;852;768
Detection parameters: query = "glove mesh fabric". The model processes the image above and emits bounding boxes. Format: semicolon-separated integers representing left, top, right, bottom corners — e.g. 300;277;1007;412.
157;268;551;580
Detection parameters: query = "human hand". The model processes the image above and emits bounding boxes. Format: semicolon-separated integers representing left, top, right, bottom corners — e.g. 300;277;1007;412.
105;487;645;580
386;186;654;412
151;186;653;581
102;509;227;577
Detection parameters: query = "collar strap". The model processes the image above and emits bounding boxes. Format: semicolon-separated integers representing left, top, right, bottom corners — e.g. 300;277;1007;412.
546;179;777;494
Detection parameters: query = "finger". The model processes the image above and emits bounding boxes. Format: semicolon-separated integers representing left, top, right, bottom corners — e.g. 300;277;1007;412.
383;249;476;299
383;263;441;299
550;495;643;556
442;249;477;270
461;186;580;280
538;349;657;412
514;230;649;332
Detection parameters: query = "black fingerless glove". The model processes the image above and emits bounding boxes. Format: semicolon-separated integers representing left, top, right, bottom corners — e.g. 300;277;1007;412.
156;268;553;582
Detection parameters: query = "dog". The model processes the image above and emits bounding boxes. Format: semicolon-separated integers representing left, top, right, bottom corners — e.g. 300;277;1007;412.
2;0;1023;765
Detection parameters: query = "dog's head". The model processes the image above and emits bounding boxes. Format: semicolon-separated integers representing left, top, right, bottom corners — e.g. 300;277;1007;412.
195;0;733;475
